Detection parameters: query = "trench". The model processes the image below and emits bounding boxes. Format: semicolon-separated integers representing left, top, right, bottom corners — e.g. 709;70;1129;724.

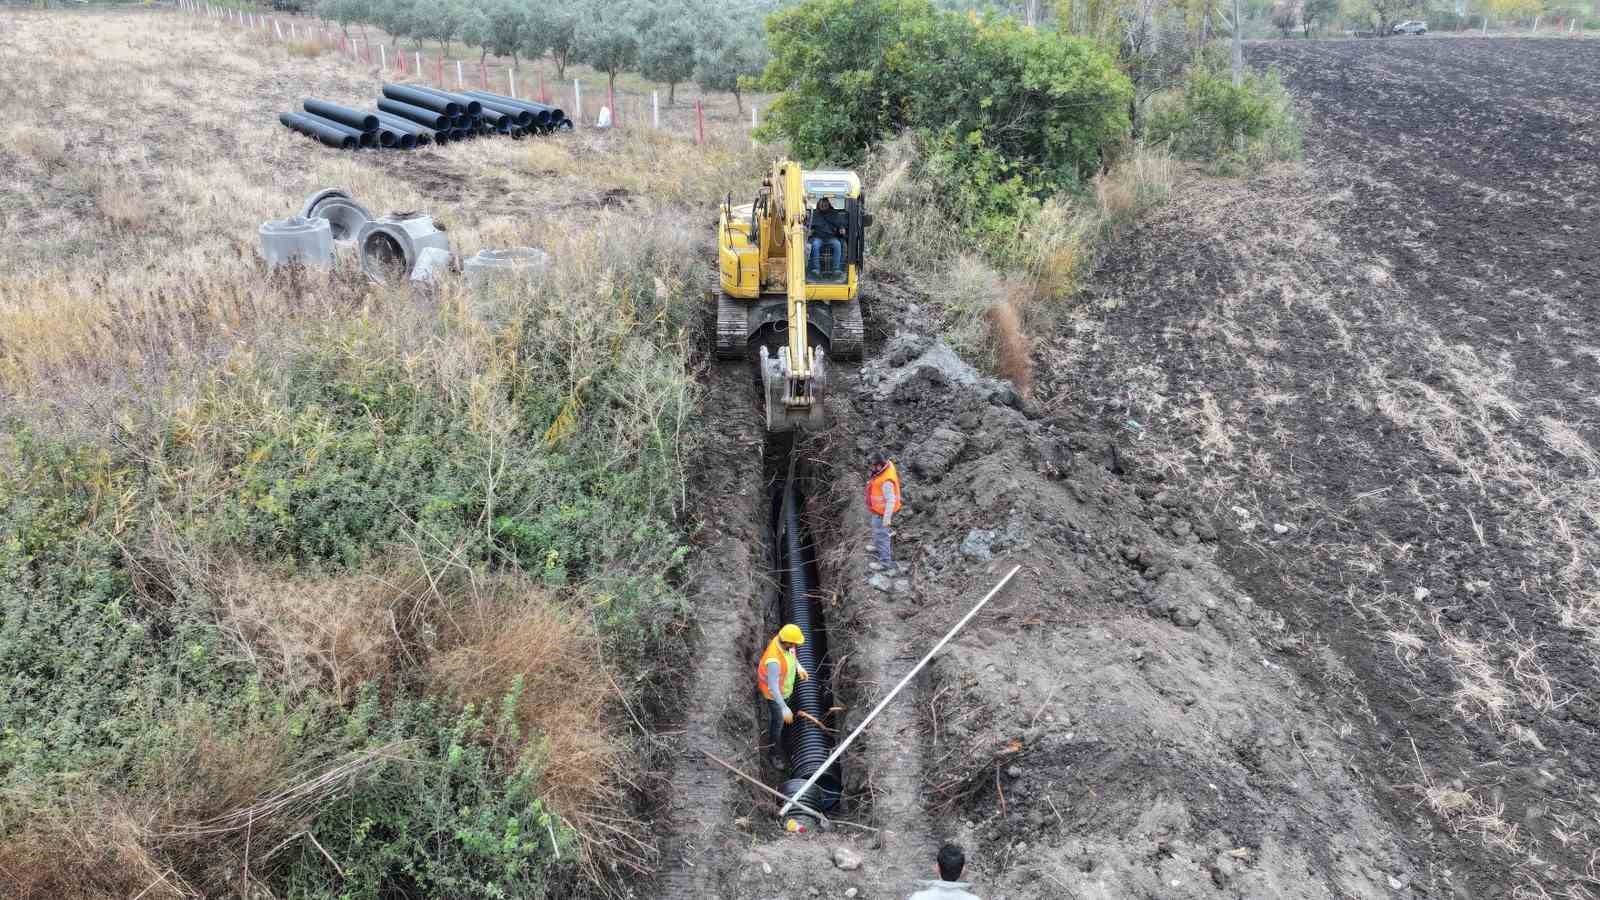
765;432;846;820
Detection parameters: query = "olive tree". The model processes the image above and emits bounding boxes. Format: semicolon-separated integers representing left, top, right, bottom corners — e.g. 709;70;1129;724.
372;0;417;56
695;16;768;112
1301;0;1338;34
542;0;581;78
638;2;699;104
576;0;643;92
464;0;531;65
413;0;469;57
317;0;370;42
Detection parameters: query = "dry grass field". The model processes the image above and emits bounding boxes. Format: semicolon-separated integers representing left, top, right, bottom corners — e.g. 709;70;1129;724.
0;7;766;897
0;7;760;426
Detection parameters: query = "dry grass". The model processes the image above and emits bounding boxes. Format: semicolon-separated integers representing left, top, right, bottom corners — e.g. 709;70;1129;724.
0;8;746;893
988;294;1032;396
285;37;331;58
0;8;760;442
4;124;66;170
215;557;429;702
429;580;643;875
0;803;186;900
869;136;1173;394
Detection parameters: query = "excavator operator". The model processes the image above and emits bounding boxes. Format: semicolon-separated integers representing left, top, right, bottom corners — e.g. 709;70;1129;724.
806;196;847;278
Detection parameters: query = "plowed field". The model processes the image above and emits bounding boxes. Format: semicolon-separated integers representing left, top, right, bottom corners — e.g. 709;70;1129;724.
1042;37;1600;898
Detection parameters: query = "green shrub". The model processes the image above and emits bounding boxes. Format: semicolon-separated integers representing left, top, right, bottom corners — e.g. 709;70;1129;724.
279;686;573;900
1144;55;1302;166
760;0;1131;252
0;432;245;783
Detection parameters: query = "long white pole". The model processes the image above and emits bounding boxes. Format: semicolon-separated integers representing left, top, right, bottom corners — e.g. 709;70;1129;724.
778;565;1022;817
457;59;463;88
652;90;659;128
574;80;582;122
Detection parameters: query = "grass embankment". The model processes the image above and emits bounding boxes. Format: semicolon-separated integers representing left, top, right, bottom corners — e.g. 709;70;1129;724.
0;9;763;898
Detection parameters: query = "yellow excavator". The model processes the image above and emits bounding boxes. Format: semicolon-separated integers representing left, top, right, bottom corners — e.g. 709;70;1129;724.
714;160;868;431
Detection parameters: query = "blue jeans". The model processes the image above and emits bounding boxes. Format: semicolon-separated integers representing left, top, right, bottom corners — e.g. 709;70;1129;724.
808;237;842;274
871;515;893;565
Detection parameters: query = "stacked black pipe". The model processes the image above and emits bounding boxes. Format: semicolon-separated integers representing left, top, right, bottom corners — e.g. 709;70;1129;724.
280;82;570;151
776;466;842;812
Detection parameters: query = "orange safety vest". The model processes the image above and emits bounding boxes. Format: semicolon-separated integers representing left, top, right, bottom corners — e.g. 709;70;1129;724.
866;462;902;516
757;636;798;701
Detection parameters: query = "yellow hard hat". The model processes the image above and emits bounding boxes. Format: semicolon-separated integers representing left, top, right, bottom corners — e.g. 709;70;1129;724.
778;624;805;645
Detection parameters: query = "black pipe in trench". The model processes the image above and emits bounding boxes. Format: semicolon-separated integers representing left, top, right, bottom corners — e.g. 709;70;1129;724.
774;450;843;813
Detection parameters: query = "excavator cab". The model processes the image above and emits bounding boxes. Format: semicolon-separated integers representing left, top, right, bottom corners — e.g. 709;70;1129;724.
714;161;867;432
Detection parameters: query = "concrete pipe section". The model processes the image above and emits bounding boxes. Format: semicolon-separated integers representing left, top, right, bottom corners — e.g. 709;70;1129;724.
258;215;333;268
463;247;550;289
301;188;372;242
357;214;452;283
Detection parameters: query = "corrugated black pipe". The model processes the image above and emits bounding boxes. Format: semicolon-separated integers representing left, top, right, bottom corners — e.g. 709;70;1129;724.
297;112;376;148
302;99;377;133
279;112;356;149
462;91;561;129
377;97;450;130
461;94;534;127
403;84;483;116
776;465;842;811
373;111;434;146
381;83;460;117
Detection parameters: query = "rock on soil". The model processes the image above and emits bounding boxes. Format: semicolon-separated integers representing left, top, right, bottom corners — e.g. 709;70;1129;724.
831;846;863;871
910;426;966;479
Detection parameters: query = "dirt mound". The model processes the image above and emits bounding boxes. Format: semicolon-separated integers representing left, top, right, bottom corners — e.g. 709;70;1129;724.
818;319;1417;899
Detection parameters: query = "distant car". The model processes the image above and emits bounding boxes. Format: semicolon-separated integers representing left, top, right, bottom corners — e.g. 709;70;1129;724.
1393;20;1428;34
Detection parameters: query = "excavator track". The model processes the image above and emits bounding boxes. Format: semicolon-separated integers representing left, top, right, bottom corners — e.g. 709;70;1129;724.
714;289;750;360
828;299;864;362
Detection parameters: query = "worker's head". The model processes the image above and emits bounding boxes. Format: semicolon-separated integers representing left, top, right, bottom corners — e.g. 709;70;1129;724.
936;843;966;882
870;451;889;473
817;196;834;211
778;623;805;649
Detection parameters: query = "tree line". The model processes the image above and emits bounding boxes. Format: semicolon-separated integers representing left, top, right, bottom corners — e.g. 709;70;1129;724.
316;0;773;107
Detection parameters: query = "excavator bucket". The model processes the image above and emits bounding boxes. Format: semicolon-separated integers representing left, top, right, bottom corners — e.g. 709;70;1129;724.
760;345;828;432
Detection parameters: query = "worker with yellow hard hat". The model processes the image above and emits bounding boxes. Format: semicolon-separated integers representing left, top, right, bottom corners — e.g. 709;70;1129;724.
757;624;810;771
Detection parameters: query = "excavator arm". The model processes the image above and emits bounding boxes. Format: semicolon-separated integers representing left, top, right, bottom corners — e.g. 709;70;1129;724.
759;161;826;431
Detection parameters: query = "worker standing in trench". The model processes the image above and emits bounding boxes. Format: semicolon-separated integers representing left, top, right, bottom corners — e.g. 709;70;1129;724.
758;624;810;771
867;452;903;575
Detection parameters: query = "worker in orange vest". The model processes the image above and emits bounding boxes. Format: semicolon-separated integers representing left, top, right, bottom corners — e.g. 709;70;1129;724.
758;624;809;770
867;452;903;575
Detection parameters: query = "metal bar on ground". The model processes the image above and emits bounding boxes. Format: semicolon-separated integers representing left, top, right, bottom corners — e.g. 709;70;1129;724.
701;750;834;830
778;565;1022;817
